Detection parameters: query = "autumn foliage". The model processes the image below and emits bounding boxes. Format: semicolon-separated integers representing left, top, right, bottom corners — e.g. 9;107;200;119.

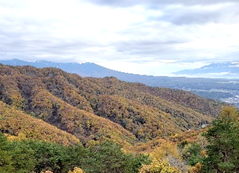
0;64;224;144
0;64;232;172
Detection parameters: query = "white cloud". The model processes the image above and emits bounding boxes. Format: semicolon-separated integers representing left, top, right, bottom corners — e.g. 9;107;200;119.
0;0;239;76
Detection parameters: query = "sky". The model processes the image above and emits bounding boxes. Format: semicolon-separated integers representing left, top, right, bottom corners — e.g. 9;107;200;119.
0;0;239;76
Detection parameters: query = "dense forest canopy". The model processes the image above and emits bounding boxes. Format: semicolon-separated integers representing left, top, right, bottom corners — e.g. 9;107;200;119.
0;64;237;172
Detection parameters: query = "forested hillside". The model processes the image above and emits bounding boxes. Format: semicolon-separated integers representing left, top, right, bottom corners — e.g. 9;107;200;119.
0;64;226;144
0;64;233;173
0;101;80;145
1;59;238;108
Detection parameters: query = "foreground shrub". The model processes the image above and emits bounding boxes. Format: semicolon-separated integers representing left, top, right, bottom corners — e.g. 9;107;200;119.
139;158;181;173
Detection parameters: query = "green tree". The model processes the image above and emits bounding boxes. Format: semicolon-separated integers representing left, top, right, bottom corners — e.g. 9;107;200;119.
0;132;14;173
1;132;149;173
181;143;202;166
82;141;149;173
64;144;88;172
7;140;36;173
202;106;239;173
26;140;70;173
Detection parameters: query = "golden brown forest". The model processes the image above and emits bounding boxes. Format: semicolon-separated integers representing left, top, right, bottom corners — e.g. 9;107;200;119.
1;64;238;173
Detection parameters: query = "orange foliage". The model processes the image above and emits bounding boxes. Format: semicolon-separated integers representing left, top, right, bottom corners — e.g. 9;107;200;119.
0;101;80;145
0;64;224;148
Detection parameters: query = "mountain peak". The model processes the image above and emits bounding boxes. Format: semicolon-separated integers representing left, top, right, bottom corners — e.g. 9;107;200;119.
174;62;239;79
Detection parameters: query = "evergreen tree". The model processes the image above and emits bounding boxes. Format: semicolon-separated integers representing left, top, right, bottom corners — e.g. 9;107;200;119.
26;140;70;173
0;132;14;173
202;106;239;173
181;143;202;166
7;140;36;173
82;141;149;173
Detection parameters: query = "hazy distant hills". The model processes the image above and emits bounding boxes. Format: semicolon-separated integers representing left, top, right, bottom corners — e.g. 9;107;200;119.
0;59;118;77
174;62;239;79
1;59;239;107
1;59;239;85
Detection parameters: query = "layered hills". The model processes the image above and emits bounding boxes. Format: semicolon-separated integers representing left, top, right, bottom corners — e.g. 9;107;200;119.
1;59;238;108
174;62;239;78
0;64;226;146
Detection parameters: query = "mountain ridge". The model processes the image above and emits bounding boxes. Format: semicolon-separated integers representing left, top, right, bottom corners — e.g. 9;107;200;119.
1;59;239;79
0;64;225;145
174;62;239;78
1;59;238;107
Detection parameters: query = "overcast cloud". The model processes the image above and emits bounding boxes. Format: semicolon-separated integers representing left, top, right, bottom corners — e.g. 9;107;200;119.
0;0;239;76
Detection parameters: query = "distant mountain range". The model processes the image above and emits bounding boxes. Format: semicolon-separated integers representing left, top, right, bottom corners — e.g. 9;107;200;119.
174;62;239;79
1;59;239;107
1;59;239;78
1;59;239;85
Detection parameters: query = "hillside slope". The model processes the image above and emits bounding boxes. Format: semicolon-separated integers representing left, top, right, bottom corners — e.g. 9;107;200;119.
0;64;226;144
1;59;238;108
0;101;80;145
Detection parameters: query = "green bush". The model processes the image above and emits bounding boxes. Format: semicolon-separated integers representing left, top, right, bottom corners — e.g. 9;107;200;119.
0;133;149;173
